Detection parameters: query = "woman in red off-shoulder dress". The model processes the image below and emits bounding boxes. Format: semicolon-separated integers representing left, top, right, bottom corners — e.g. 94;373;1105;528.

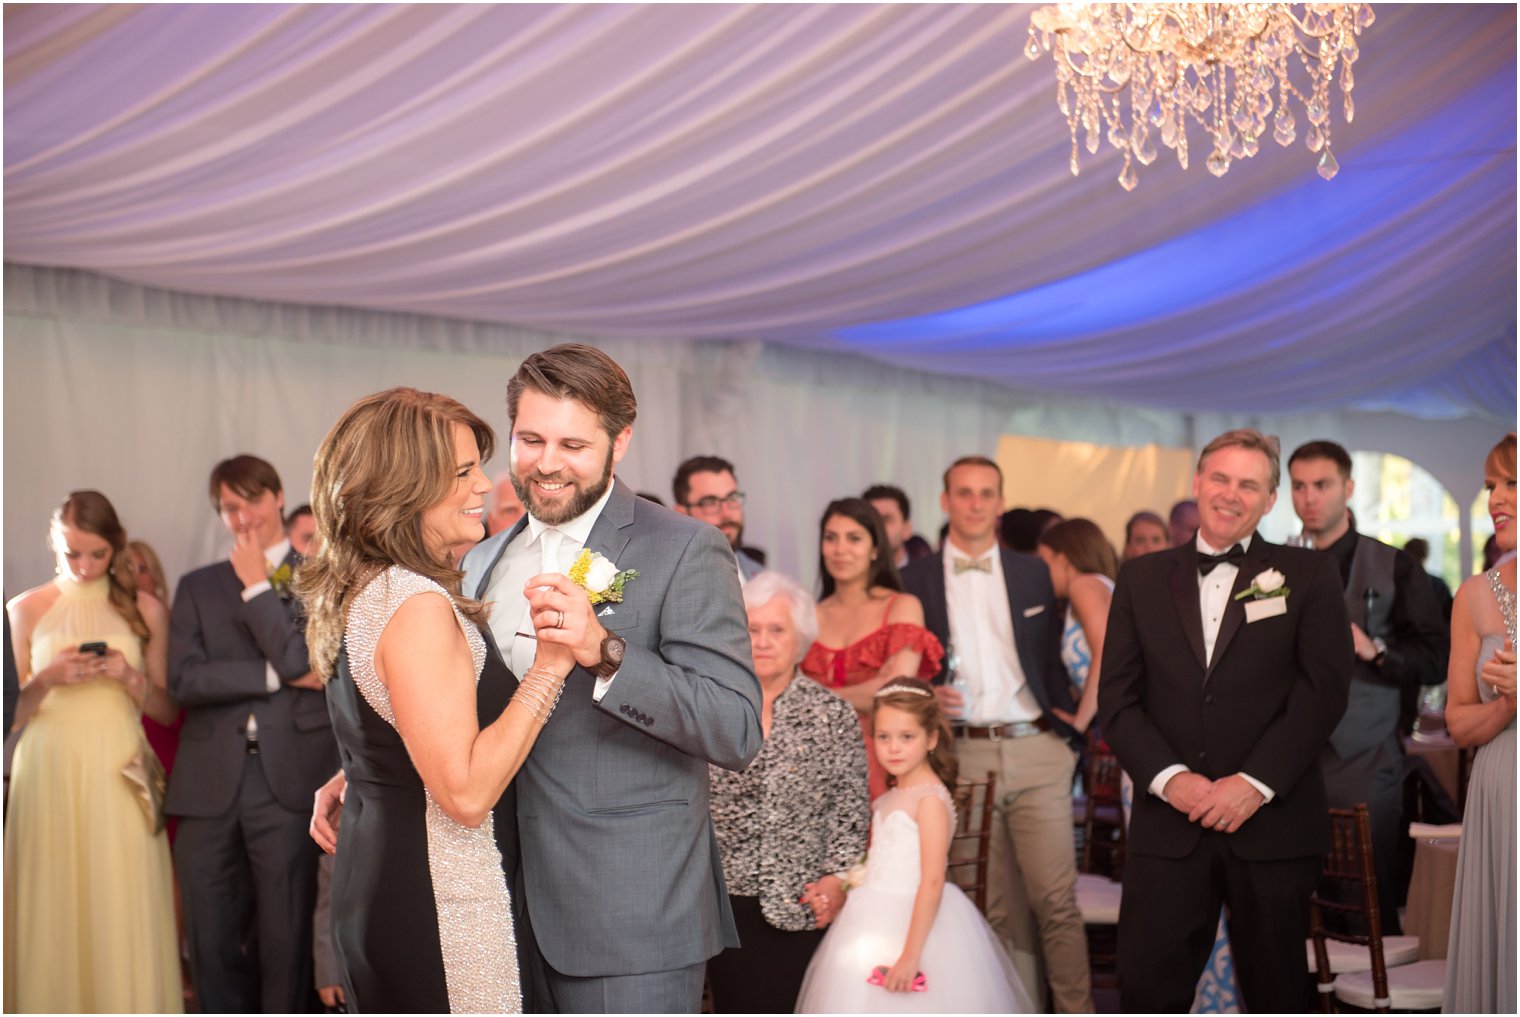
801;499;942;799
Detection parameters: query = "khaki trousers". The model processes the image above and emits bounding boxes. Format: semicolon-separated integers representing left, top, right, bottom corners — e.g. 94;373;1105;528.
955;730;1093;1013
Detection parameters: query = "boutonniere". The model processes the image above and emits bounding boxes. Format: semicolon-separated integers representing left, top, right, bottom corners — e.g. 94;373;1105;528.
568;549;638;605
268;562;294;600
1234;567;1289;602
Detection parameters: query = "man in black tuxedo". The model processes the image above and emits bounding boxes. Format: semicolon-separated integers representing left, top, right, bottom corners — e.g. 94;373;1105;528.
1099;429;1352;1012
902;455;1091;1013
168;455;337;1012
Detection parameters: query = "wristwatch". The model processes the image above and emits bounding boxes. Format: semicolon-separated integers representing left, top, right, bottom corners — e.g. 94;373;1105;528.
1370;636;1388;667
589;632;627;680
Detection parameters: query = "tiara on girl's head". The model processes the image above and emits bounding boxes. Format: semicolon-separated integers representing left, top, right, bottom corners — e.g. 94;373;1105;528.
875;682;932;698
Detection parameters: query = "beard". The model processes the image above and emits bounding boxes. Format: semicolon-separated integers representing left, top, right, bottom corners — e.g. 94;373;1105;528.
511;444;615;526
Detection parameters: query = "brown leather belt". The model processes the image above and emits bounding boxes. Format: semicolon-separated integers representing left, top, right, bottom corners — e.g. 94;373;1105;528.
954;718;1050;741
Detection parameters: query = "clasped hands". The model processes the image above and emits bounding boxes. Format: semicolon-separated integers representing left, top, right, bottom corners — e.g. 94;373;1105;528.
1164;771;1264;835
799;874;845;928
523;572;607;671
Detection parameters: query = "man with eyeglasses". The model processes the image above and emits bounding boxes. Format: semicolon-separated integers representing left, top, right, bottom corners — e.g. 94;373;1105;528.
672;456;764;583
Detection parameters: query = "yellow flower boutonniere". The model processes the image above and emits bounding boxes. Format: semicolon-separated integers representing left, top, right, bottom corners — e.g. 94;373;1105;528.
269;562;294;600
568;549;638;605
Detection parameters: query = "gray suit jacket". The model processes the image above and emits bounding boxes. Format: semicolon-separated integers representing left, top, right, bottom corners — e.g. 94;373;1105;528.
462;479;763;977
165;551;338;816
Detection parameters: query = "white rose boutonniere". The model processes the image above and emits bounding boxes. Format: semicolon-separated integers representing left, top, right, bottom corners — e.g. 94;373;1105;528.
569;549;638;605
1235;567;1290;601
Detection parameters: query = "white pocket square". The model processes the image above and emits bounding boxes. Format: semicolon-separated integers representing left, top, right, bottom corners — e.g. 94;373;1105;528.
1022;605;1045;618
597;606;615;617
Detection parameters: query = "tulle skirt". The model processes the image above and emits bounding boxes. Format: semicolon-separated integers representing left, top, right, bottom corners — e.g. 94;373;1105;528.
795;882;1032;1013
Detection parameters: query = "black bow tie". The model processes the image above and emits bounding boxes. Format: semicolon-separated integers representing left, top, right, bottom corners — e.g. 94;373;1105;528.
1197;544;1246;576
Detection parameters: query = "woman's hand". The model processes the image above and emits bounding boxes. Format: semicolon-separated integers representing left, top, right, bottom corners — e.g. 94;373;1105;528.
34;647;96;691
1480;639;1516;699
800;874;845;927
96;647;148;704
882;952;921;993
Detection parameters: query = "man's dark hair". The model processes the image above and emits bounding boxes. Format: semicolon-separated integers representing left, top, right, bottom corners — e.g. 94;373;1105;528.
863;484;911;521
1288;439;1353;480
1000;508;1042;554
208;455;282;508
672;455;736;507
506;343;637;443
285;503;313;525
1404;537;1430;564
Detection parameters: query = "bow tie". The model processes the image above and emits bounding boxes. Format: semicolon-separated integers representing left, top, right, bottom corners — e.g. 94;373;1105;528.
953;556;993;575
1197;544;1246;576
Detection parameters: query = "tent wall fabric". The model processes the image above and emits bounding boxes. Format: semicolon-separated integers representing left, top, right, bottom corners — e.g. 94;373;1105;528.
4;265;1500;595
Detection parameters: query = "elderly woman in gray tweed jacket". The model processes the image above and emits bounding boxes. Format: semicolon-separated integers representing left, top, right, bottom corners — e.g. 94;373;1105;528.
706;570;870;1014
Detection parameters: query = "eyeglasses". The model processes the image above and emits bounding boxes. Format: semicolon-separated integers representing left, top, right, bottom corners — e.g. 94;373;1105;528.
686;492;745;512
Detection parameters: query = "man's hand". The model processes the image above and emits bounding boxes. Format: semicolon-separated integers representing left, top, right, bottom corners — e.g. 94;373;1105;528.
230;528;269;590
286;671;325;691
1188;774;1266;834
932;683;965;719
1349;622;1378;662
1480;639;1517;699
525;572;605;669
318;985;346;1010
310;770;347;854
1161;771;1213;816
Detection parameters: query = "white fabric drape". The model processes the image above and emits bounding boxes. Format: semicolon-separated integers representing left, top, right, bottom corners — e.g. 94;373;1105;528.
3;265;1500;598
5;4;1514;422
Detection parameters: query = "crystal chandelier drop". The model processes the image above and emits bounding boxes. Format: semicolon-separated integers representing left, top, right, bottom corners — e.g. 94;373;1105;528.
1025;4;1375;190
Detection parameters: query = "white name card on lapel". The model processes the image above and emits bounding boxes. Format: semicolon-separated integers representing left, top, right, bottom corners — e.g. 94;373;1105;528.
1243;598;1287;623
1022;605;1045;617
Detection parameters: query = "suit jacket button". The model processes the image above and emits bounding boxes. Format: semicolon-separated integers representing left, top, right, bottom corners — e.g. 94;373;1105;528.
1198;751;1207;761
1204;694;1215;705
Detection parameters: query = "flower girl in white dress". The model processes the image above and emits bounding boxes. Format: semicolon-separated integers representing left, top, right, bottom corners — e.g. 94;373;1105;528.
795;679;1032;1013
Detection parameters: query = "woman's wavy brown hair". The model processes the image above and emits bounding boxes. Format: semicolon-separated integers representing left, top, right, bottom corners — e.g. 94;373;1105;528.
1038;517;1119;581
51;491;149;644
297;387;495;680
872;677;959;790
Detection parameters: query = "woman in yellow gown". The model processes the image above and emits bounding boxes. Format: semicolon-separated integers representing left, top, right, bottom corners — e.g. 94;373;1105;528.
4;491;182;1013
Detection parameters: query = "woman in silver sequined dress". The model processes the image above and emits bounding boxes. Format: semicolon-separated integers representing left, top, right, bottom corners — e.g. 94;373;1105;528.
299;388;572;1013
1443;432;1516;1014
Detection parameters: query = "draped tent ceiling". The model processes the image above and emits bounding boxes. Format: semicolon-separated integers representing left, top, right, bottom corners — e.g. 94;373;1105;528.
4;3;1516;424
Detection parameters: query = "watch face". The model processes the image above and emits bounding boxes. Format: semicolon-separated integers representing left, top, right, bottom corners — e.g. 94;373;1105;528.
604;634;626;664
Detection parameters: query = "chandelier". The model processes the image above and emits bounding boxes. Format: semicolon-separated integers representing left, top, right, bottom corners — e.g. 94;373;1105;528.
1024;4;1375;189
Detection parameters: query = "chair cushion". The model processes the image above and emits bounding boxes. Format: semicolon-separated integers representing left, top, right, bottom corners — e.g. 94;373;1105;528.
1306;935;1422;973
1334;958;1446;1012
1075;873;1123;925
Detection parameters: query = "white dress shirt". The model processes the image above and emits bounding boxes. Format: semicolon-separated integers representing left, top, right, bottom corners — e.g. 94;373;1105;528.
238;537;291;736
487;483;619;701
942;539;1041;725
1149;534;1275;803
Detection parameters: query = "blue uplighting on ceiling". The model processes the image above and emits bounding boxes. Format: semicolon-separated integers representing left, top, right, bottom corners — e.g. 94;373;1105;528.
834;66;1516;353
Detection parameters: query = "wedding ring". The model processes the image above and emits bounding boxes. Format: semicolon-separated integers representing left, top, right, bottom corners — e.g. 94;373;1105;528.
555;609;565;629
1216;820;1227;830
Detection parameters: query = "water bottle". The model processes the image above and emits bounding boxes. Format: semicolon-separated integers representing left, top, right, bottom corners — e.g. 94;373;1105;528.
945;642;975;721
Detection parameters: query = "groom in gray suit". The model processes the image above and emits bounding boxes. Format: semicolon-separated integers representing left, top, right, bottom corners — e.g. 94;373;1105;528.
463;344;763;1013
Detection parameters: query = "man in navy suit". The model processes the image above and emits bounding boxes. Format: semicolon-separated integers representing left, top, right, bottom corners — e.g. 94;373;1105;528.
168;455;337;1012
1100;429;1352;1012
902;455;1092;1013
